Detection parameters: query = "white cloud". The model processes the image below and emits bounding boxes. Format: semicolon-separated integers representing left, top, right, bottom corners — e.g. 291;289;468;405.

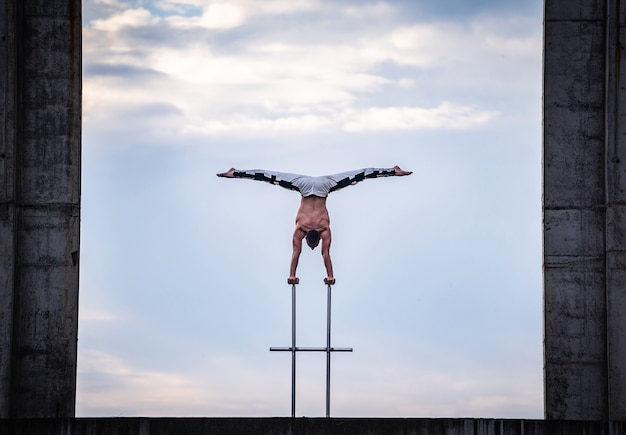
80;307;118;322
472;16;541;57
157;0;206;7
332;357;542;418
397;78;416;88
243;0;321;15
342;2;395;18
82;2;538;142
178;2;247;29
76;347;542;418
77;350;222;416
91;7;159;31
181;103;496;136
77;349;294;416
83;42;506;139
343;103;498;132
93;0;128;7
162;0;322;29
184;113;334;135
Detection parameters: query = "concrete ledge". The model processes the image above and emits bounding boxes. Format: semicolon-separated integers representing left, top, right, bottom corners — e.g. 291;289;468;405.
0;418;625;434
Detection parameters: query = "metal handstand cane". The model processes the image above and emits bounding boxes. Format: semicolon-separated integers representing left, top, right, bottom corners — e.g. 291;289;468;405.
325;283;332;418
270;281;352;418
290;283;296;418
270;283;298;417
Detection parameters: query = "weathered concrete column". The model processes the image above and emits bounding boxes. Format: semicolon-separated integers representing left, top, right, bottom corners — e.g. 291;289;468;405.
0;0;81;418
604;0;626;420
544;0;626;420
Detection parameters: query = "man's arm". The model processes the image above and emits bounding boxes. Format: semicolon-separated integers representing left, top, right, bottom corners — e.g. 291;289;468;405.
320;229;335;285
289;228;305;284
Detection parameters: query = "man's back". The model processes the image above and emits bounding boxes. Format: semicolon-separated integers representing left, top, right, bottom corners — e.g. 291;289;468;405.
295;196;330;233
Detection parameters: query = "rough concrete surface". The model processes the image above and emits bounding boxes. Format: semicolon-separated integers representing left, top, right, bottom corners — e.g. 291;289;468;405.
542;0;626;421
1;418;625;435
0;0;81;418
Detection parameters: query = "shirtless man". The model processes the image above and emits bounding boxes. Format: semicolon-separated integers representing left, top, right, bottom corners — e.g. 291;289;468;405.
217;165;412;285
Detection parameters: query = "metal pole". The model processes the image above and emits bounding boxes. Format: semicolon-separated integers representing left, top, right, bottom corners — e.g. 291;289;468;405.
291;283;296;418
326;283;331;418
270;282;351;418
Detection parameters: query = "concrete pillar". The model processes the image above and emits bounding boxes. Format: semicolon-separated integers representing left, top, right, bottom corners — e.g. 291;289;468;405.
604;0;626;420
543;0;626;420
0;0;81;418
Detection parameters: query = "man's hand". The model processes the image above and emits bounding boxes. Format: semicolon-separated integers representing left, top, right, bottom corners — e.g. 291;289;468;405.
216;168;235;177
288;276;300;284
324;277;336;285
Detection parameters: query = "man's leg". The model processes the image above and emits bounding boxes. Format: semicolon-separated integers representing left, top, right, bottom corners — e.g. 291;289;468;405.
326;167;397;193
228;169;304;193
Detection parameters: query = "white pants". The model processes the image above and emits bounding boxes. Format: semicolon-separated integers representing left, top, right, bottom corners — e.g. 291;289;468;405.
232;168;396;197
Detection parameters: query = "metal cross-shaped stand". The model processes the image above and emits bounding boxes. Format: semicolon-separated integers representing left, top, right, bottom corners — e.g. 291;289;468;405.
270;283;353;418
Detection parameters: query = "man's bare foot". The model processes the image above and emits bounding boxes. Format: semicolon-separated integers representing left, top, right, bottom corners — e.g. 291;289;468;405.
394;165;412;176
217;168;236;178
288;277;300;284
324;277;336;285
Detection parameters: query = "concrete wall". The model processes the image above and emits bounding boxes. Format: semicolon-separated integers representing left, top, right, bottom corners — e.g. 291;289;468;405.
0;418;624;435
0;0;81;418
0;0;16;417
543;0;608;420
543;0;626;421
603;0;626;419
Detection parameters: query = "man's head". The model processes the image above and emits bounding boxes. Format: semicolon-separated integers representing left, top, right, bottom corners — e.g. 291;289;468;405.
305;230;320;249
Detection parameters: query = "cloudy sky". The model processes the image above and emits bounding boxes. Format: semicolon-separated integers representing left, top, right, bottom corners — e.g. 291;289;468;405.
77;0;544;418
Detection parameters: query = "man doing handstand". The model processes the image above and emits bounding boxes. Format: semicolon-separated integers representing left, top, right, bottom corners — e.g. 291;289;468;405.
217;165;412;285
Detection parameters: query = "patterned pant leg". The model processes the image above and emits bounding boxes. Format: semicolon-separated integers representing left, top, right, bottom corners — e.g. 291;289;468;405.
327;168;396;193
232;169;303;193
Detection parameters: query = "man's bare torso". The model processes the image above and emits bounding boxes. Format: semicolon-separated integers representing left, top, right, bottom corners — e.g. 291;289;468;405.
295;195;330;233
